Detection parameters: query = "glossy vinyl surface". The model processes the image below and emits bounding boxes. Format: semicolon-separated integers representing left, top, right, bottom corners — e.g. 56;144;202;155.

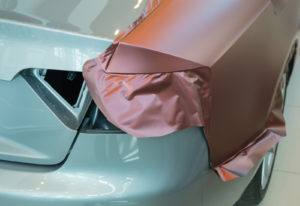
0;75;76;164
0;127;259;206
89;0;300;176
83;56;211;138
0;0;147;39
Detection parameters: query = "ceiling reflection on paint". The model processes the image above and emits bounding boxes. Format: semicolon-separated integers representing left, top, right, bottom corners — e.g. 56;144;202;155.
0;0;147;39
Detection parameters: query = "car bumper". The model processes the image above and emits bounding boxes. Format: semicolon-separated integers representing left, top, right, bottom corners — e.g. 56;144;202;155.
0;127;257;206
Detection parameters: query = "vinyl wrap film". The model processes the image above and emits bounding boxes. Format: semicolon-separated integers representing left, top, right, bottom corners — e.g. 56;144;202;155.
83;0;286;181
215;82;286;181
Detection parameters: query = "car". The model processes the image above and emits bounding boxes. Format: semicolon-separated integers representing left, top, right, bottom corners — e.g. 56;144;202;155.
0;0;299;205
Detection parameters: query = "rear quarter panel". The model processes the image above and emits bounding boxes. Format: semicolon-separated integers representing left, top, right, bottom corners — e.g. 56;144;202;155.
208;0;300;166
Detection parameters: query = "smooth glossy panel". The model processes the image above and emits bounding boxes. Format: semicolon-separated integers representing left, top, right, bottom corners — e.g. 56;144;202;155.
0;127;258;206
0;19;112;81
0;127;208;204
0;75;76;164
0;0;147;39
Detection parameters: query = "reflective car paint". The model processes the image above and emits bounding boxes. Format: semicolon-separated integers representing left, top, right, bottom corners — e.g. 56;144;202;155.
0;127;260;206
0;0;150;81
0;75;76;164
0;19;112;81
0;0;148;39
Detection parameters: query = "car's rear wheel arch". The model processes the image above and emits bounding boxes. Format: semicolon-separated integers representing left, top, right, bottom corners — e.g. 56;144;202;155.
234;38;298;206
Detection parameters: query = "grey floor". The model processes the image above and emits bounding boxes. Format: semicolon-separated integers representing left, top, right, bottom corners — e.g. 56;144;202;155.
259;52;300;205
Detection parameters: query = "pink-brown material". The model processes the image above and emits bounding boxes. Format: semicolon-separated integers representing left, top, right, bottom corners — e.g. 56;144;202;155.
83;51;211;137
83;0;300;181
215;83;286;181
98;42;206;74
83;0;211;137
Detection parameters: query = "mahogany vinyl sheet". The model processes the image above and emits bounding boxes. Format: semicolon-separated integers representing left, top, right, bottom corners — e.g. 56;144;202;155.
83;0;300;181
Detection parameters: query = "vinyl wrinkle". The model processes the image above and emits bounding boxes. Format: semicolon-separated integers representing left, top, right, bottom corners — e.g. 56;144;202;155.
83;0;287;182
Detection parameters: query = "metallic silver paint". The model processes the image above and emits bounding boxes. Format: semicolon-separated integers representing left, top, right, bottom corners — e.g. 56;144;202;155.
0;127;259;206
0;0;148;81
22;69;91;130
0;19;112;81
0;75;76;164
0;0;147;39
261;146;276;190
0;127;208;205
